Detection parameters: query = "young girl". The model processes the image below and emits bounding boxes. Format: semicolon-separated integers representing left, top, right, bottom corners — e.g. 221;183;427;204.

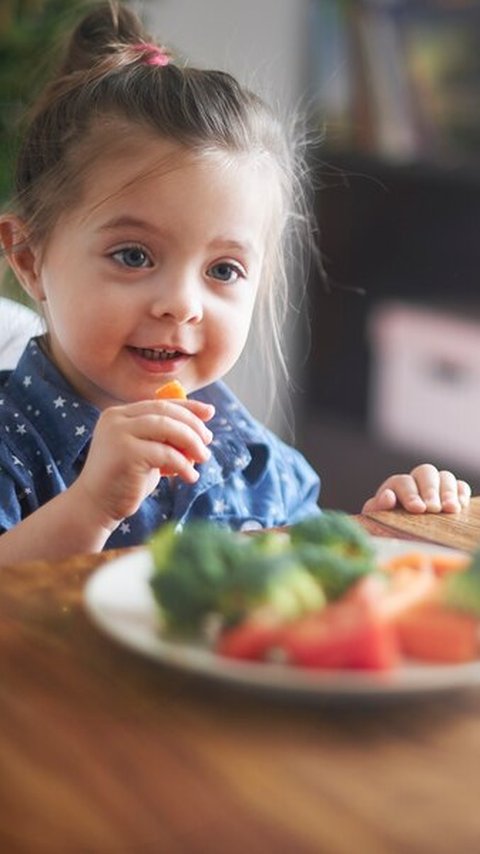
0;2;470;563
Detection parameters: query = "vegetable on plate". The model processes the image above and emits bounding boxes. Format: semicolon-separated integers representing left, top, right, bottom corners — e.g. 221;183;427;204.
148;512;480;672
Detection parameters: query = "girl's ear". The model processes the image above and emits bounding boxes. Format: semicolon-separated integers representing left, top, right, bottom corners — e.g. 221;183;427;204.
0;215;45;302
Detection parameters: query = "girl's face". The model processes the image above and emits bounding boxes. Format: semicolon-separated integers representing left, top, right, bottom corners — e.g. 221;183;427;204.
27;137;274;409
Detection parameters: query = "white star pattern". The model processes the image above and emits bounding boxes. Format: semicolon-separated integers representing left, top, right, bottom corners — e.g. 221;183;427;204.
213;498;227;514
12;455;24;466
53;396;66;409
119;521;131;535
23;376;32;387
75;425;87;437
234;455;248;468
16;424;27;434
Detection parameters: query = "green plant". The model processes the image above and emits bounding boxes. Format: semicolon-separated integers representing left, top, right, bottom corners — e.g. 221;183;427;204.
0;0;96;300
0;0;97;202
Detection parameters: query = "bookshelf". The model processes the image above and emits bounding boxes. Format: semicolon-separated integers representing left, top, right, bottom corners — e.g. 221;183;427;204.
300;0;480;511
308;0;480;170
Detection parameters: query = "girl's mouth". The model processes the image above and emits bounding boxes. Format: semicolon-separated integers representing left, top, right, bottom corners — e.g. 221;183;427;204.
133;347;184;362
127;346;189;373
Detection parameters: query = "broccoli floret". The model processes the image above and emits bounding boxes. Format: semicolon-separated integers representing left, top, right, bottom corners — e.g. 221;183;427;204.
148;513;376;635
290;511;374;560
149;522;246;631
148;522;177;571
289;512;375;599
149;521;324;634
295;543;374;600
216;548;325;626
442;549;480;615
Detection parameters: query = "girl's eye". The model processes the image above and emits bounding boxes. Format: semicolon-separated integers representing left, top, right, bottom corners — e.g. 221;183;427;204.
111;246;152;269
207;261;245;284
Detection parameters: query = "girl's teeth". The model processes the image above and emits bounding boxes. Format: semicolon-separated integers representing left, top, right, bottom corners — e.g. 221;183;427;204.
140;348;179;361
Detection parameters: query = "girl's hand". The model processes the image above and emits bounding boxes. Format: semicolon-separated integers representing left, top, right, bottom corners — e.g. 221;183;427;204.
362;464;471;515
73;398;215;532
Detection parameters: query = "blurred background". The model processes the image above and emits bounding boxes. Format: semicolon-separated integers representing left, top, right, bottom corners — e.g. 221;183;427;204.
2;0;480;510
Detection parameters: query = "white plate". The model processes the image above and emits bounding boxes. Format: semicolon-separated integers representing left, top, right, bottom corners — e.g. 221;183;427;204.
83;538;480;699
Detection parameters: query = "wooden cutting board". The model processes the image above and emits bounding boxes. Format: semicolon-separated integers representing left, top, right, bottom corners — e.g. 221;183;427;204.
363;495;480;553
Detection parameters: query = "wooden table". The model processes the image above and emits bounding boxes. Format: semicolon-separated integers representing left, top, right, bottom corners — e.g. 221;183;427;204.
3;502;480;853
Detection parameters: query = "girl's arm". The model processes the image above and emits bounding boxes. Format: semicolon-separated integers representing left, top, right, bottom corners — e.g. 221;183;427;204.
0;483;115;563
362;464;471;514
0;398;214;564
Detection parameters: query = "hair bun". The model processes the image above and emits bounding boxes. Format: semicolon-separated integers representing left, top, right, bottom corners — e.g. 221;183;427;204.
59;1;150;75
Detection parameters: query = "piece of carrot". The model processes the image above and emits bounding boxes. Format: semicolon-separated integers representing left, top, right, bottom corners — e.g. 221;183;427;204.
154;380;191;472
382;552;468;578
395;602;478;663
430;553;469;577
155;380;187;400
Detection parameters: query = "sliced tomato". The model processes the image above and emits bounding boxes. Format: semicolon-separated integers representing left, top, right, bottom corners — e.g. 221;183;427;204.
279;602;399;671
395;603;478;663
347;567;438;622
216;619;281;661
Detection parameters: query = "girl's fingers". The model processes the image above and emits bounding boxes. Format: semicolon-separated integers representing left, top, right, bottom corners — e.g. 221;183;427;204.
361;487;397;513
381;473;427;513
141;440;201;483
438;470;466;513
457;480;471;508
407;463;441;512
363;465;471;515
131;414;212;463
124;398;215;423
101;401;214;445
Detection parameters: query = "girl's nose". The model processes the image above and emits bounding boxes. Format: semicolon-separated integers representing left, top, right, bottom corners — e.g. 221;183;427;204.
150;276;203;325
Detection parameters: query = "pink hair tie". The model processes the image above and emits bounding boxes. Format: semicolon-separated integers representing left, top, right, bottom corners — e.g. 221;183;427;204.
132;42;169;67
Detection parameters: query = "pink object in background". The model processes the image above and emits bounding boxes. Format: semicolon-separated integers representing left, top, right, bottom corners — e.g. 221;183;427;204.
368;300;480;472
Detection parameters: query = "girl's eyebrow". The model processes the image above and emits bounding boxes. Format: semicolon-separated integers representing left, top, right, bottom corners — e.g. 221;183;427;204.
208;237;257;258
99;216;257;257
99;215;159;234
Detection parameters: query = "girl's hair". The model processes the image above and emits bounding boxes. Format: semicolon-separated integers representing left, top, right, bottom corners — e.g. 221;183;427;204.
9;1;313;402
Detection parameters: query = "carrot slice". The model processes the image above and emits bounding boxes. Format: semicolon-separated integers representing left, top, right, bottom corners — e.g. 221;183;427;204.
382;551;468;578
155;380;187;400
154;380;191;473
430;553;469;577
395;603;478;663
